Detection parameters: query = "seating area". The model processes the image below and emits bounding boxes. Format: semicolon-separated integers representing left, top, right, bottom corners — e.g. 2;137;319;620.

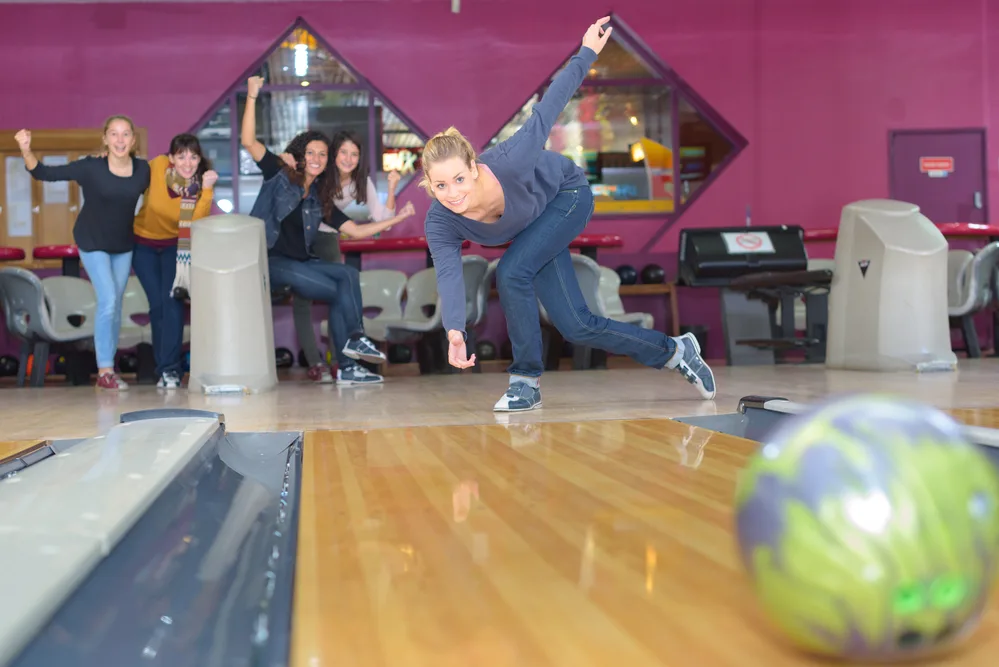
316;252;668;376
0;243;679;386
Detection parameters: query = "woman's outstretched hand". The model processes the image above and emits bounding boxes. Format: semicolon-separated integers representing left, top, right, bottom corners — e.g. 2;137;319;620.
582;16;613;54
447;329;477;369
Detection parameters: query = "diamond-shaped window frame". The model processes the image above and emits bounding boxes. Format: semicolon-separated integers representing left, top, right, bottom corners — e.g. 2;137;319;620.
483;14;746;229
186;16;429;213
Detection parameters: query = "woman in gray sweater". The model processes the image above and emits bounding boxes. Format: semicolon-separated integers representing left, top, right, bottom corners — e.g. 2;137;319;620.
419;17;717;412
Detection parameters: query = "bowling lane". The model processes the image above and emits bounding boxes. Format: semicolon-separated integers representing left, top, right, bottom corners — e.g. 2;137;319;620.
292;420;999;667
0;440;47;463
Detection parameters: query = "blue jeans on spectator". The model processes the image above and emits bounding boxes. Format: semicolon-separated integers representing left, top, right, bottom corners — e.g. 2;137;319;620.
132;242;185;377
79;248;133;370
496;187;676;378
268;257;363;367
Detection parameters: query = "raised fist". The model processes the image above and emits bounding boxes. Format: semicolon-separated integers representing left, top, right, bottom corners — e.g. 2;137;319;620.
247;76;264;98
399;201;415;218
582;16;613;55
202;170;219;189
14;129;31;152
387;170;401;191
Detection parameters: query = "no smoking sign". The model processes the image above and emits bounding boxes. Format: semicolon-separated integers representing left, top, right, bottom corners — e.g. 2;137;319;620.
721;230;775;255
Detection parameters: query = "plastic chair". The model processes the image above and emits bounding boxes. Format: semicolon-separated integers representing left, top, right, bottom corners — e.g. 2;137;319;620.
0;268;93;387
597;266;653;329
947;242;999;357
320;269;407;343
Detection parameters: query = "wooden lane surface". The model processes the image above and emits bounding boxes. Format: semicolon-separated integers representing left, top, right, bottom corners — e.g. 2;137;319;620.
0;440;47;465
291;420;999;667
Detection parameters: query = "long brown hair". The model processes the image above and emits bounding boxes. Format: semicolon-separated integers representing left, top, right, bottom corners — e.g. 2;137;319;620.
330;130;369;205
282;130;340;221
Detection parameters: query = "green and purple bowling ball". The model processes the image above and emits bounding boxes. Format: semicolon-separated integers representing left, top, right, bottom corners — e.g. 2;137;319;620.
734;395;999;661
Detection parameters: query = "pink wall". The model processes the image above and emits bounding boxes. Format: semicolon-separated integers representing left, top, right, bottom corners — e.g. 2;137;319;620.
1;0;996;362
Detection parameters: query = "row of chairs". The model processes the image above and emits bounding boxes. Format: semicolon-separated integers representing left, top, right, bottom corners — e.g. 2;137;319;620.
0;251;660;387
316;253;656;373
0;267;190;387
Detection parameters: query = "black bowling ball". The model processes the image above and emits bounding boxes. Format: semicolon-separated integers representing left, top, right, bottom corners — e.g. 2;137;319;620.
119;353;139;373
275;347;295;368
641;264;666;284
0;355;18;377
616;264;638;285
388;344;412;364
475;340;497;361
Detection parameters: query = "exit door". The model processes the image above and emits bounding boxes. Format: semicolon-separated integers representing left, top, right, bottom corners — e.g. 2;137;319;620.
888;129;988;223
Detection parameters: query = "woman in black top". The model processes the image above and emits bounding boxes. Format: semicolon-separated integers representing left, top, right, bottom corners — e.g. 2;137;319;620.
15;116;151;391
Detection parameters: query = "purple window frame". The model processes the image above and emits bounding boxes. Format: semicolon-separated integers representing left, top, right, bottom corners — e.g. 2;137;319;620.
185;16;431;212
480;12;748;239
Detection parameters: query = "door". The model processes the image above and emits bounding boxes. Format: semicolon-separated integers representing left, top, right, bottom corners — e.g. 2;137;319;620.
32;151;84;248
888;129;987;223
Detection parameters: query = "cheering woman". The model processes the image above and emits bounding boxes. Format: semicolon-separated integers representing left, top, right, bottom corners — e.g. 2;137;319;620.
16;117;151;391
132;133;218;389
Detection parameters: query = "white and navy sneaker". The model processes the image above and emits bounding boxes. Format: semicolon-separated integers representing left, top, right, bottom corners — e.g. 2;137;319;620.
669;332;716;400
342;336;387;364
493;382;542;412
337;363;384;386
157;371;182;389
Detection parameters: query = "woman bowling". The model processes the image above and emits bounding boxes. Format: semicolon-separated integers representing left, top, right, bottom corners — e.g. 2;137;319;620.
419;17;717;411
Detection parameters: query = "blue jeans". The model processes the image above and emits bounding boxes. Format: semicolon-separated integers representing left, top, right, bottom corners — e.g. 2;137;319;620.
268;256;363;367
79;248;133;370
497;187;676;378
132;243;185;377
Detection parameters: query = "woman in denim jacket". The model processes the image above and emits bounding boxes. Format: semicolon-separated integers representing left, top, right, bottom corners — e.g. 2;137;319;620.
241;76;401;385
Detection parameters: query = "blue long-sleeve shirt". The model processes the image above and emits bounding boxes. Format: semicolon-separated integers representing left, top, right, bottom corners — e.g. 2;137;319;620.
424;45;598;335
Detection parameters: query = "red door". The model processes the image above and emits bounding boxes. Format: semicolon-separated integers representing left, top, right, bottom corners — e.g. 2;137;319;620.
888;129;987;223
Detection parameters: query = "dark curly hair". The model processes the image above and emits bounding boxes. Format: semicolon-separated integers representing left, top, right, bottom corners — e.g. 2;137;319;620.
331;130;368;205
281;130;339;220
168;133;213;185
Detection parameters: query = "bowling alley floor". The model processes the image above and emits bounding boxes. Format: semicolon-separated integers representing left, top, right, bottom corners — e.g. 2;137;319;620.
3;359;999;666
5;357;999;440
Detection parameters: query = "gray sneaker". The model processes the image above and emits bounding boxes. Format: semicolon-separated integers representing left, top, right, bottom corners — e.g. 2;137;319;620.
157;371;182;389
493;382;542;412
670;333;716;400
342;336;387;364
337;363;384;386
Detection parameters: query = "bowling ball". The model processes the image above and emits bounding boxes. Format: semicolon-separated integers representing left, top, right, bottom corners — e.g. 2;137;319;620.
615;264;638;285
734;395;999;661
640;263;665;284
388;344;412;364
0;355;18;377
275;347;295;368
475;340;497;361
119;353;139;373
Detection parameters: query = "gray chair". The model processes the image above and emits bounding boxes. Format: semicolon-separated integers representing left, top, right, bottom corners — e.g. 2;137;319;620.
536;253;607;370
947;241;999;358
460;255;490;373
0;267;94;387
384;255;490;374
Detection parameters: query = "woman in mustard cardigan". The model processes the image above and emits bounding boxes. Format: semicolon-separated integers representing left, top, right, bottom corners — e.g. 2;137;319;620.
133;133;217;389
